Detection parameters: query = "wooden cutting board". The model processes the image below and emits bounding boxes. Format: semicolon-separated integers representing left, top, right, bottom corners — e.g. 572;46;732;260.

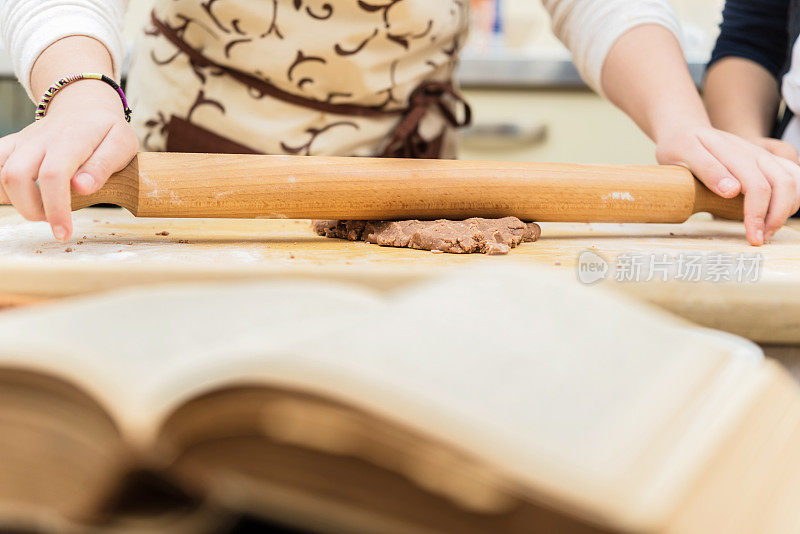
1;206;799;343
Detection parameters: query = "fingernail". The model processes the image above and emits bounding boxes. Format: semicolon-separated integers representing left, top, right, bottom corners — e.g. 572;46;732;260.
52;225;67;241
74;173;95;191
756;229;764;244
718;177;738;195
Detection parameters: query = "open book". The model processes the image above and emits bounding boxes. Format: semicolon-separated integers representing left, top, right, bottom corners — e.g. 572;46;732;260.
1;264;799;533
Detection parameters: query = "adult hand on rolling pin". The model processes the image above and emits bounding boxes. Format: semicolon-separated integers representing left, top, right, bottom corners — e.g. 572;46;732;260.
655;126;800;246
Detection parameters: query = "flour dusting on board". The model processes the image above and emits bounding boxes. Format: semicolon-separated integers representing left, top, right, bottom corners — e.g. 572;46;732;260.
0;216;267;264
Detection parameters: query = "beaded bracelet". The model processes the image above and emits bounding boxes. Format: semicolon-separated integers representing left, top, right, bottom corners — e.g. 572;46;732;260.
35;73;132;123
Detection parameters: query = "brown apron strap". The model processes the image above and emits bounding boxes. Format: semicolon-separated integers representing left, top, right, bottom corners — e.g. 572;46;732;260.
380;81;471;158
148;10;471;158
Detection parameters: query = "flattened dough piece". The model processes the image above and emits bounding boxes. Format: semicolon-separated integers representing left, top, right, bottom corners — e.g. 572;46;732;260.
313;217;541;255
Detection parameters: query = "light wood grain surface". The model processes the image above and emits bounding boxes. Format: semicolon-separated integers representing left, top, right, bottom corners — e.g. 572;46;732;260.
1;206;799;343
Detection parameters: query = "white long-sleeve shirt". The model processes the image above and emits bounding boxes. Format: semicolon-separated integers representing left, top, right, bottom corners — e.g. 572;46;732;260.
0;0;128;99
0;0;681;100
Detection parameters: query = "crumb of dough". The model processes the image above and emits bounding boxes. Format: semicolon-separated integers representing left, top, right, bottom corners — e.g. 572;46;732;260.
64;248;73;253
177;239;190;244
76;241;84;245
313;217;541;255
156;231;170;236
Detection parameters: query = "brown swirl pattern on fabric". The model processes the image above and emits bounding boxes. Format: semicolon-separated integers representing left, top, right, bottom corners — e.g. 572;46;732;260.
126;0;471;157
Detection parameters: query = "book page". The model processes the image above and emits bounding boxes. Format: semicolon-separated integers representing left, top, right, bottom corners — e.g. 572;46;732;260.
138;263;764;528
0;280;384;437
0;263;764;529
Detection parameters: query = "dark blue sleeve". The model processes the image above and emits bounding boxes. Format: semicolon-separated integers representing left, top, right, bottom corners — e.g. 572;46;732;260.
708;0;791;81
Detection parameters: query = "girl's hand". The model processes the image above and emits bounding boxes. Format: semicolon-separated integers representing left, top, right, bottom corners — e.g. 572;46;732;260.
656;126;800;245
0;81;138;241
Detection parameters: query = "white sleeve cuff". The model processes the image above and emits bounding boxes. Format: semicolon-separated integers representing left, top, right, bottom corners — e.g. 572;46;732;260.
0;1;126;100
544;0;683;96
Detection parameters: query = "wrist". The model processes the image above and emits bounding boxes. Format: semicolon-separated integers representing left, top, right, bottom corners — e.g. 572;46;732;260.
652;112;712;145
623;77;712;144
43;78;125;116
30;36;116;96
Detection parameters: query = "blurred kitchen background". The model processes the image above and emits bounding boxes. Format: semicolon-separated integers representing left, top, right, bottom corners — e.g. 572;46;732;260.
0;0;724;164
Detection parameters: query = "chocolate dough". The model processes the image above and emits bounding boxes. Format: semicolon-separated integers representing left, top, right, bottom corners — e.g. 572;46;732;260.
313;217;541;255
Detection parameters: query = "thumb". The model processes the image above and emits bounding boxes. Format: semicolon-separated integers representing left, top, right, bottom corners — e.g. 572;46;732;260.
71;124;138;195
660;143;741;198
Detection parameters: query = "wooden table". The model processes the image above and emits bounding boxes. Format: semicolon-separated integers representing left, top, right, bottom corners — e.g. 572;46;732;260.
1;206;799;344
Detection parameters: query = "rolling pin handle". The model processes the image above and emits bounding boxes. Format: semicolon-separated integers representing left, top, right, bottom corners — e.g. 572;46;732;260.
70;156;139;214
692;180;744;221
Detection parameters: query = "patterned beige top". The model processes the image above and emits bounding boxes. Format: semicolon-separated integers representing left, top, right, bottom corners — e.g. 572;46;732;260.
126;0;471;158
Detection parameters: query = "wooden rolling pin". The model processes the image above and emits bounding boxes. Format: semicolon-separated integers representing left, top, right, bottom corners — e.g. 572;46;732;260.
70;152;743;222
